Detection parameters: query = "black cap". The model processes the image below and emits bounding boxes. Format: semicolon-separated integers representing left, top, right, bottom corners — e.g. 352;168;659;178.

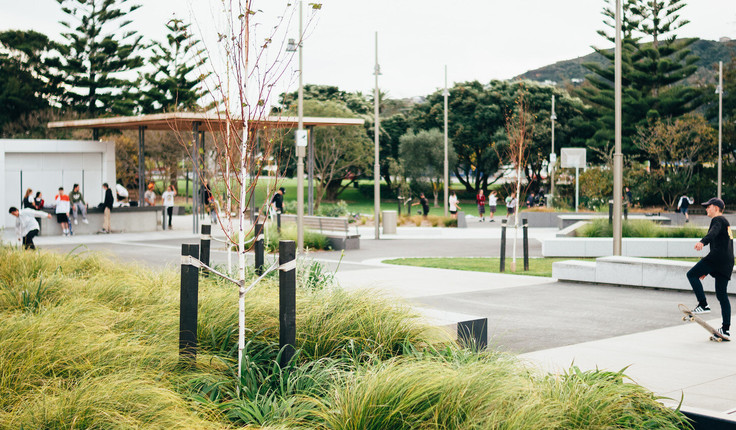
279;187;285;193
701;197;725;210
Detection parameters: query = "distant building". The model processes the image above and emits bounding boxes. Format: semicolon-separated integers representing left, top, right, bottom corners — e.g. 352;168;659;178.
719;37;732;43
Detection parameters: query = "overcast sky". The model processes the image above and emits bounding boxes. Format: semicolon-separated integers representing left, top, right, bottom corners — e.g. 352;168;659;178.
2;0;735;101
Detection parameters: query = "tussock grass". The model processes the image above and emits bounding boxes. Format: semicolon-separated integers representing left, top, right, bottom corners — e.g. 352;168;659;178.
0;247;691;429
578;219;706;238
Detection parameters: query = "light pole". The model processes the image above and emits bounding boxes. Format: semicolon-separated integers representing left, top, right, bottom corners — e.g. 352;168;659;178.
549;94;556;206
295;0;305;252
612;0;623;256
373;32;380;240
718;60;723;199
443;65;449;218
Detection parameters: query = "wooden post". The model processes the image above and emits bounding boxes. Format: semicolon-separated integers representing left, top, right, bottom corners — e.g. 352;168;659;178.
179;244;199;364
500;219;507;272
200;224;211;277
255;222;264;275
279;240;296;367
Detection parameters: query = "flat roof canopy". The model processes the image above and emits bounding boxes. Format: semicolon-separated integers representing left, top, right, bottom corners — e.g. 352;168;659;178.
47;112;365;132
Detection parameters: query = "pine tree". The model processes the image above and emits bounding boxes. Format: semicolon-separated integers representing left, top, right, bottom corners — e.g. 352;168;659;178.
139;19;208;114
56;0;144;116
577;0;701;157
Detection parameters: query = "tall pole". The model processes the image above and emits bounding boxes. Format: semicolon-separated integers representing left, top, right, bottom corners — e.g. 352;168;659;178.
718;60;723;199
296;0;305;252
612;0;623;256
373;32;380;240
550;95;556;206
443;65;449;218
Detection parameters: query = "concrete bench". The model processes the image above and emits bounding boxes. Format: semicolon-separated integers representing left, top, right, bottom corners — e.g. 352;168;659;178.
553;256;736;294
37;206;163;235
543;237;707;258
280;214;360;250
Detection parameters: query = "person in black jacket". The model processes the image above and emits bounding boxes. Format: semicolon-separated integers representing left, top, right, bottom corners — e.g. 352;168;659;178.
687;197;734;338
102;183;114;233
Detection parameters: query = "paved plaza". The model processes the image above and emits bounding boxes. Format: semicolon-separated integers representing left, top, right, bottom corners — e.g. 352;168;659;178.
5;213;736;417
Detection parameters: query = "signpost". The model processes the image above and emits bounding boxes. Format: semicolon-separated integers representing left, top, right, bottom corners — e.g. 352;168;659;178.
561;148;586;213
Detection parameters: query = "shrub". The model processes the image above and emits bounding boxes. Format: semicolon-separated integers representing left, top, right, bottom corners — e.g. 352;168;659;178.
317;200;349;217
577;218;706;238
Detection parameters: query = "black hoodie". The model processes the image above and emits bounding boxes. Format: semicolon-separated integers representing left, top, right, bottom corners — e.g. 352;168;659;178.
700;215;735;279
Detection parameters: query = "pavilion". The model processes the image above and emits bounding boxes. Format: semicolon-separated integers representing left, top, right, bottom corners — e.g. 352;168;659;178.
48;113;365;232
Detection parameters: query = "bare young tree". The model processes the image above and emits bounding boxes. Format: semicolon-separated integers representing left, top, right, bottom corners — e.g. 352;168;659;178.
504;91;534;272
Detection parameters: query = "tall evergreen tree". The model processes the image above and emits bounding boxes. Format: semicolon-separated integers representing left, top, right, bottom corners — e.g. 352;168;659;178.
139;19;208;114
56;0;144;116
577;0;701;157
0;30;64;128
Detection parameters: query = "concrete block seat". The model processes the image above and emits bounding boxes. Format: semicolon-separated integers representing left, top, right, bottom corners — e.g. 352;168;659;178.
280;214;360;250
553;256;736;294
37;205;164;235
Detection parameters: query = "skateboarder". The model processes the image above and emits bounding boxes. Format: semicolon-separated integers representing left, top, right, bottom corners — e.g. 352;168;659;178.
687;197;733;339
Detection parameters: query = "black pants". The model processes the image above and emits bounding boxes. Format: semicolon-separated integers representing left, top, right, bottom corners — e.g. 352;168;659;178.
164;207;173;229
687;259;731;330
23;229;39;250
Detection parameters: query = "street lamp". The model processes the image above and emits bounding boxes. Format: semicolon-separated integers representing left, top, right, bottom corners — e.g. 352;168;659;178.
443;65;449;218
373;32;381;240
549;94;557;206
613;0;623;255
717;60;723;199
295;1;305;252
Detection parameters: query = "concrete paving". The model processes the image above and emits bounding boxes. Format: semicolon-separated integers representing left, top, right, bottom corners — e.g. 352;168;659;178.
4;214;736;416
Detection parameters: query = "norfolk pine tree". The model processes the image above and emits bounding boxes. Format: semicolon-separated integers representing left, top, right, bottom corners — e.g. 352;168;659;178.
56;0;144;116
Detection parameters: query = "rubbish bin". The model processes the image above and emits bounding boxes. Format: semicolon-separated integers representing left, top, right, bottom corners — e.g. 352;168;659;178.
382;210;397;234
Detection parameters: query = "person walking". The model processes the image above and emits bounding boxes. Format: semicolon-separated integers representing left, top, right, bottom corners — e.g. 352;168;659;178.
686;197;733;339
8;206;51;250
270;187;285;221
448;191;461;219
22;188;34;209
476;189;486;222
677;194;693;223
70;183;89;225
162;185;177;230
506;192;518;219
101;183;114;233
54;187;71;236
488;190;498;222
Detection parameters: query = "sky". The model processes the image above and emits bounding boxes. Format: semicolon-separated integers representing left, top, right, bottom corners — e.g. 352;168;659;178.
1;0;735;102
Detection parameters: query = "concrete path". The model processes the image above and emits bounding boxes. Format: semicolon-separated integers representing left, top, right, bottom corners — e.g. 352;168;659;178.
5;214;736;416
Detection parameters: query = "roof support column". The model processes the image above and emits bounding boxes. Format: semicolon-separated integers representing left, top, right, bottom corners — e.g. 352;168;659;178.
138;126;146;207
192;122;200;234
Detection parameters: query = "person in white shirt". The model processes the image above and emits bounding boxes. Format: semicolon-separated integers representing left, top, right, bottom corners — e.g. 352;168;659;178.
162;185;177;230
448;191;461;219
8;206;51;250
54;187;72;236
506;192;518;219
488;191;498;222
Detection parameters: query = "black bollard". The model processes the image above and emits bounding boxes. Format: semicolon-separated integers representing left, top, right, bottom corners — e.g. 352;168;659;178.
255;222;264;275
522;218;529;271
278;240;296;367
179;244;199;364
200;224;211;277
500;219;507;272
609;201;613;225
277;212;281;234
457;318;488;350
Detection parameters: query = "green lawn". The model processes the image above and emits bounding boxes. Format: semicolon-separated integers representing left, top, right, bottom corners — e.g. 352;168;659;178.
384;257;699;277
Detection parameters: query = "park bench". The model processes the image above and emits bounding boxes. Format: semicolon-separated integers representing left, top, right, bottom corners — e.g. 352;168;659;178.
279;214;360;250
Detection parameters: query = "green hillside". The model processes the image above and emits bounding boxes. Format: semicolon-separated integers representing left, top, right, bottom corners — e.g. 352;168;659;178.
516;38;736;85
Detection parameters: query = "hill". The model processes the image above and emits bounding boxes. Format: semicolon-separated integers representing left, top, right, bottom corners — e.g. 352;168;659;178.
516;38;736;85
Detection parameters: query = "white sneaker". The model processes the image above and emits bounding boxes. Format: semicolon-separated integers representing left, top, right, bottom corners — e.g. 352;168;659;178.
83;219;89;224
692;305;711;314
74;219;78;225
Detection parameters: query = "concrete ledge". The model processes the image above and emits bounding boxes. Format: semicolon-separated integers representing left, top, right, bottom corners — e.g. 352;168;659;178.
554;256;736;294
556;221;588;237
551;260;596;282
326;235;360;250
543;237;708;258
39;206;163;235
557;214;671;229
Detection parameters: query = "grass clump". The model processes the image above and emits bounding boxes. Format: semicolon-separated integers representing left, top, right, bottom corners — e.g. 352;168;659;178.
578;219;706;238
0;246;692;429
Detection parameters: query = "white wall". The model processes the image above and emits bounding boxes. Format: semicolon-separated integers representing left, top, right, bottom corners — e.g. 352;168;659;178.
2;139;115;228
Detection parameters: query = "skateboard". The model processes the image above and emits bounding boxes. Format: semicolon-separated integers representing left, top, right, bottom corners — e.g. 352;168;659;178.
678;304;730;342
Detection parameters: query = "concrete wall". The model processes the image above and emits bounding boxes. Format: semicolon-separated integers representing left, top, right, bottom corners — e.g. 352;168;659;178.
38;206;162;236
2;139;116;229
543;237;708;258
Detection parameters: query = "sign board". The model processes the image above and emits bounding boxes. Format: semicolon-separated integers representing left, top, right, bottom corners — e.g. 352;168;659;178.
560;148;586;168
549;152;557;166
295;129;308;147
